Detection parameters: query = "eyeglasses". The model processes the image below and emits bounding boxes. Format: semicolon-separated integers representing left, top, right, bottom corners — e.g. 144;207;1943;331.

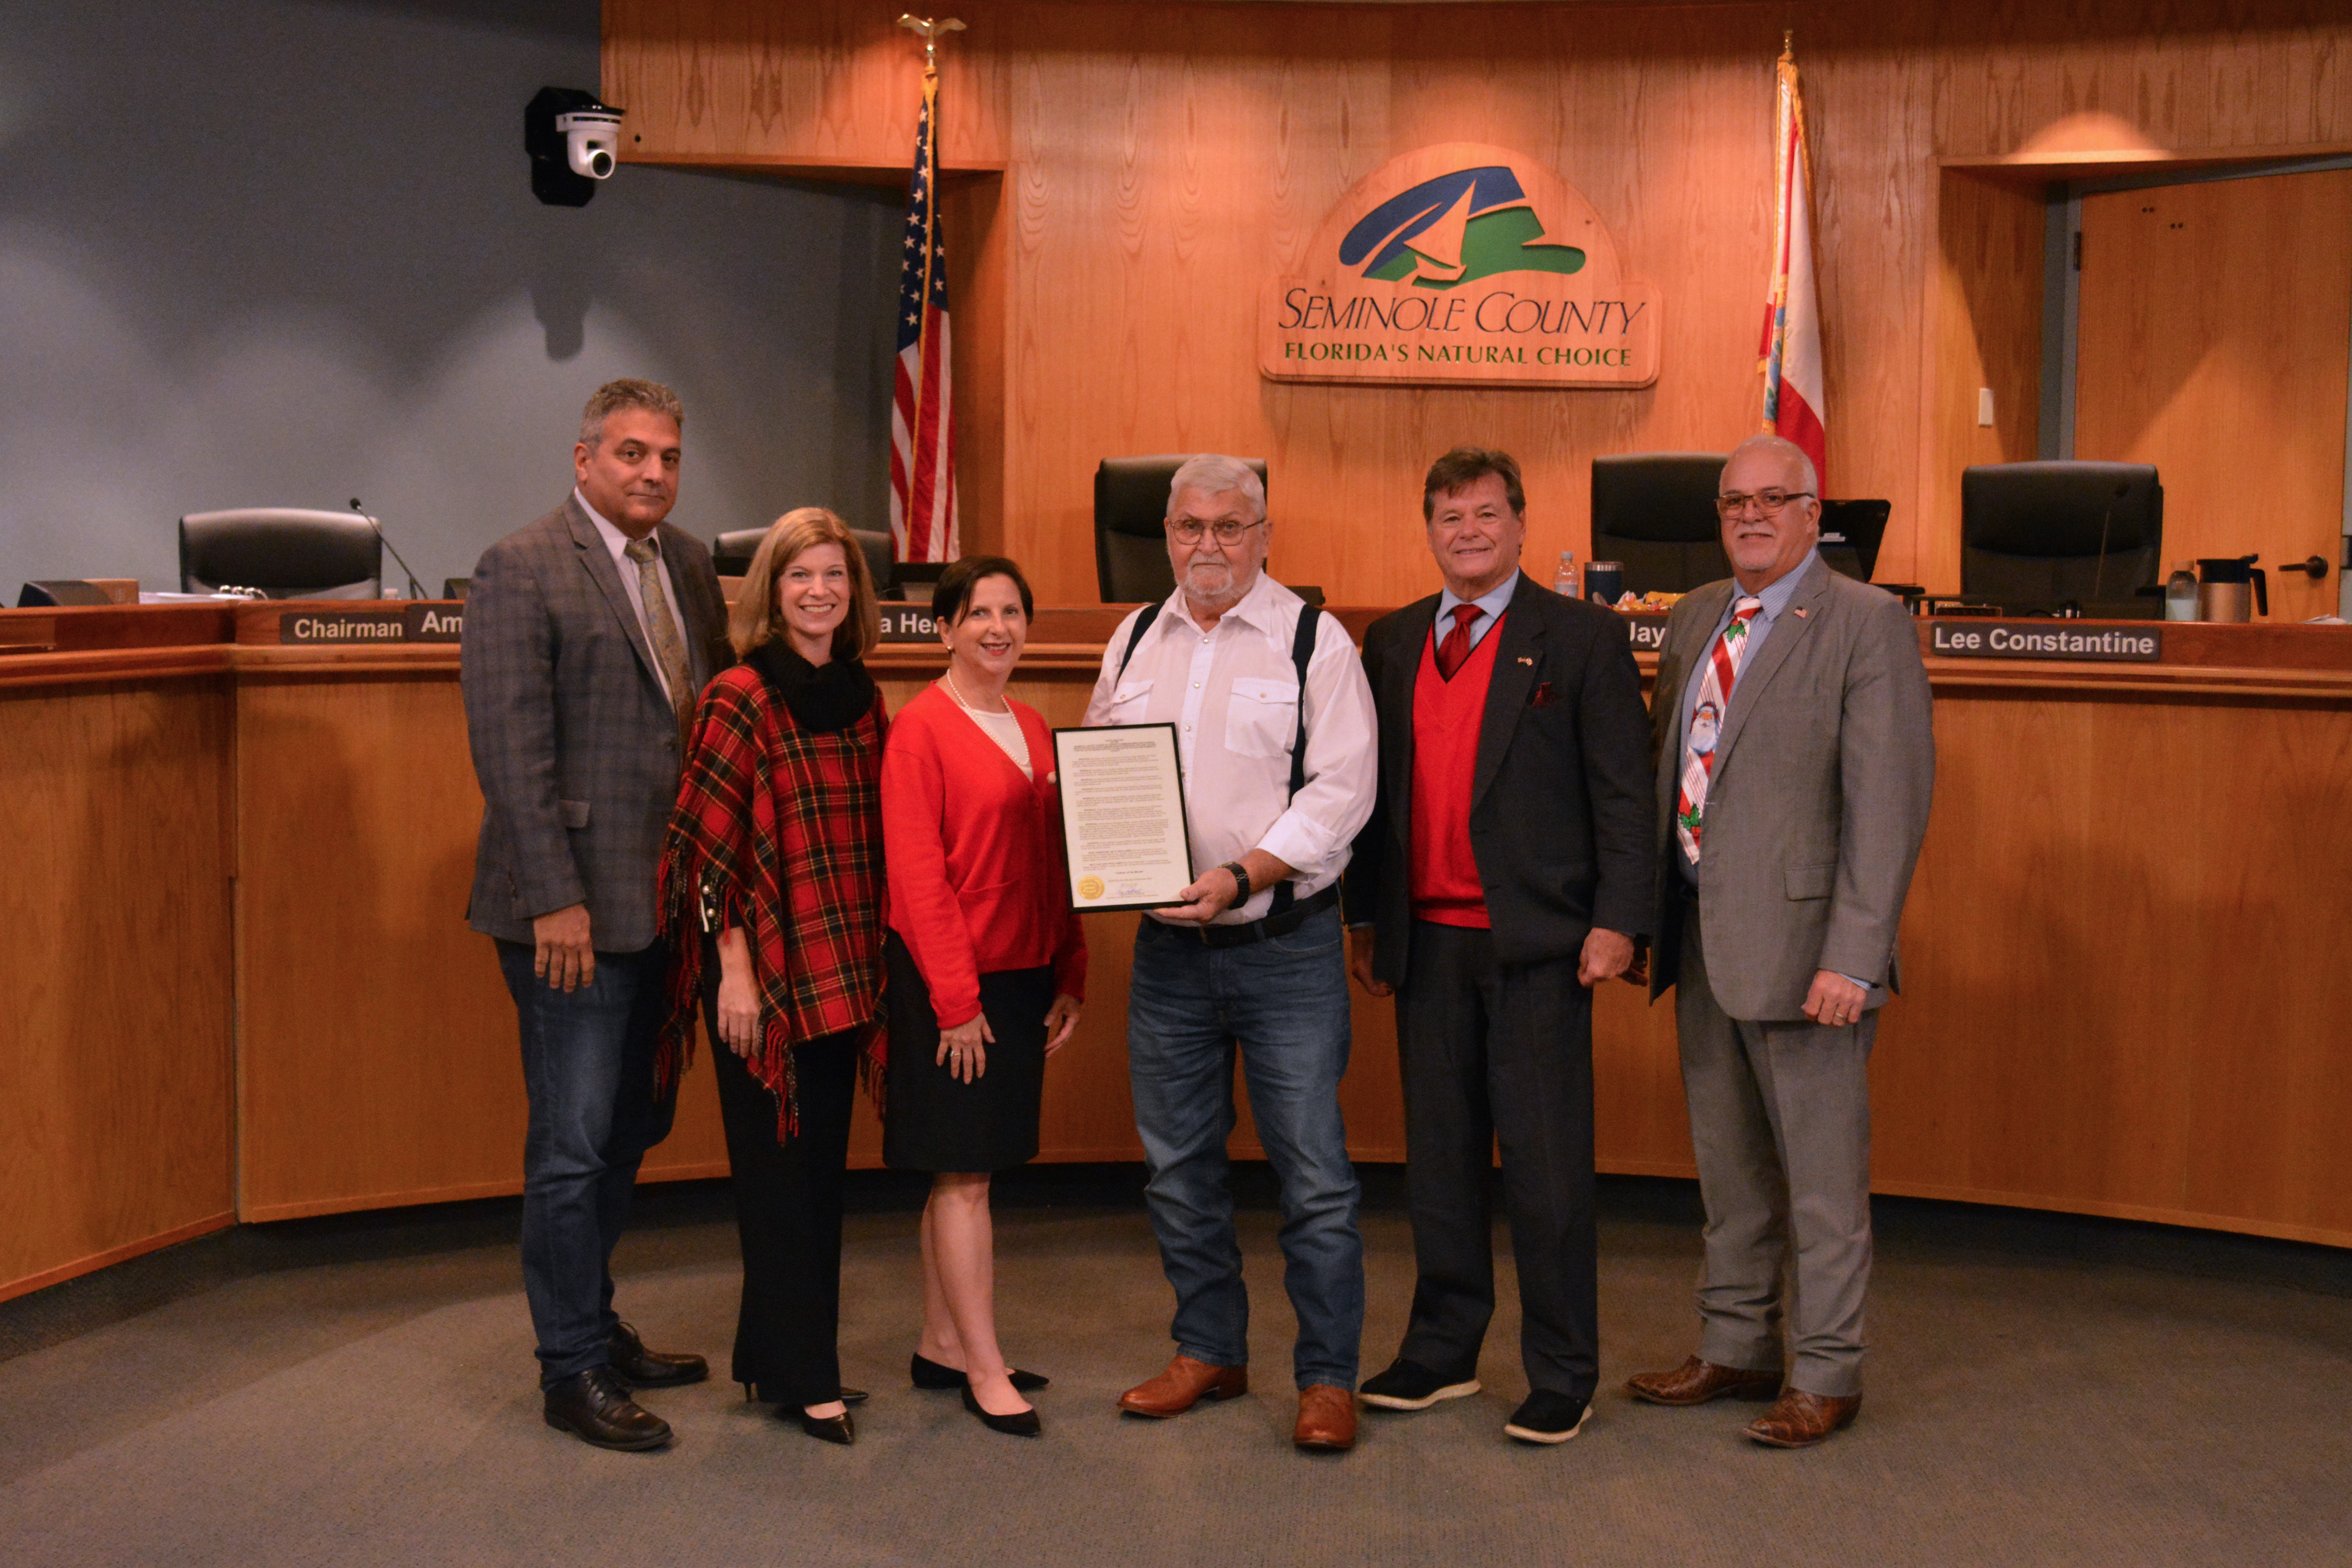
1166;517;1264;546
1715;489;1816;519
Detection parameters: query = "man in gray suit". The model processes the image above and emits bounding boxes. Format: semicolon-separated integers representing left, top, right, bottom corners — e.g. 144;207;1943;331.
462;379;731;1451
1625;433;1934;1448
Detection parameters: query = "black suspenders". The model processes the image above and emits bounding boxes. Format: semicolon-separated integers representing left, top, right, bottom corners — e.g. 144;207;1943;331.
1114;599;1322;915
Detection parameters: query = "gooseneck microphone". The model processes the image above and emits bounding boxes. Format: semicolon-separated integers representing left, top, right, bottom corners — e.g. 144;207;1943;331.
350;497;425;599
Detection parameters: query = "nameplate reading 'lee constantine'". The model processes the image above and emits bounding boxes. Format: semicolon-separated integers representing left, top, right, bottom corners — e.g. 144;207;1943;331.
279;605;465;644
1928;621;2162;662
1053;723;1195;913
1260;142;1661;390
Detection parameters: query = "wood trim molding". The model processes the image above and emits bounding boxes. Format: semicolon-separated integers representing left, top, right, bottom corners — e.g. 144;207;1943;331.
0;1212;237;1305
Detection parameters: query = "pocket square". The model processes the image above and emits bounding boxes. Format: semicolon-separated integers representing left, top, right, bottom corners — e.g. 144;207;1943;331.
1530;681;1557;708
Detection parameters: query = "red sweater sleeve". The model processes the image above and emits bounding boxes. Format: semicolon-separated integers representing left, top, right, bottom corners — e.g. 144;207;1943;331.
881;701;985;1028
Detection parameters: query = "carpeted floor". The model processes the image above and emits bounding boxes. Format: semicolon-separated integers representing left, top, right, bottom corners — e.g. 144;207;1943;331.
4;1171;2348;1567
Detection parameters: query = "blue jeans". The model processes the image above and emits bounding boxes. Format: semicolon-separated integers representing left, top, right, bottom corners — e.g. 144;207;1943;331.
1127;904;1363;1390
496;938;679;1388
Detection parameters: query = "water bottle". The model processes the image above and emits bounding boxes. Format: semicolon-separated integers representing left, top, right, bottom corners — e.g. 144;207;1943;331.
2164;563;2198;622
1552;550;1580;599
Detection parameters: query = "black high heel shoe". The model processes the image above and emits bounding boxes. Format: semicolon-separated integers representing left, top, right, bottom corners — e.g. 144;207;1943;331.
911;1351;1050;1393
793;1407;856;1445
961;1383;1041;1437
746;1383;869;1406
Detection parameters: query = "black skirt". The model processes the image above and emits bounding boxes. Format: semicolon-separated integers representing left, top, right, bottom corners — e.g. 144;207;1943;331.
883;932;1055;1174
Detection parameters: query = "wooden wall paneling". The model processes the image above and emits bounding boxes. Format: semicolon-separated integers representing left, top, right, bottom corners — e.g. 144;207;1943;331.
2178;693;2352;1236
0;679;236;1301
2074;169;2352;617
1922;170;2047;594
606;2;2352;607
1872;688;2352;1242
604;0;1011;171
943;172;1009;559
1927;1;2352;161
233;673;729;1220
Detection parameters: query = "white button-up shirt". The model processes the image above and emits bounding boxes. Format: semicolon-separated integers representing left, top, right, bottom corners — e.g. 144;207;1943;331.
1083;572;1378;924
577;488;686;708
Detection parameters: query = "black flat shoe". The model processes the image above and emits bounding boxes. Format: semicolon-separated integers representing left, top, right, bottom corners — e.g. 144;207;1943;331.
912;1351;1050;1393
793;1408;856;1445
961;1383;1041;1437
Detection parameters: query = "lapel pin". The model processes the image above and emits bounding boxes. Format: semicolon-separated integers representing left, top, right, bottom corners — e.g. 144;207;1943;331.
1517;655;1534;665
1792;607;1809;619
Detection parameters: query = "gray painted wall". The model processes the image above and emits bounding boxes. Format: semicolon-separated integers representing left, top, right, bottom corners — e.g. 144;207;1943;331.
0;0;903;604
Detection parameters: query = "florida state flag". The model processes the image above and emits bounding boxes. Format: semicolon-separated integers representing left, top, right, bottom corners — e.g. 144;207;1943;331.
1759;40;1827;490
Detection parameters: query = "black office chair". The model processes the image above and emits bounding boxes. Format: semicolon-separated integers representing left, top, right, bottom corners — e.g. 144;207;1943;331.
1960;462;2163;615
179;509;382;599
714;526;898;599
1817;499;1890;584
1094;456;1269;603
1589;453;1730;595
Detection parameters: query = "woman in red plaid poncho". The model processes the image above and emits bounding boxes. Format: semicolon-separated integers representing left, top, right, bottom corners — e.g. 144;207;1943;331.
655;506;886;1448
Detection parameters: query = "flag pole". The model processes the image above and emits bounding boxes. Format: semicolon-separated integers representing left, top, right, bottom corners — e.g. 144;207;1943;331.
890;16;966;566
897;16;964;350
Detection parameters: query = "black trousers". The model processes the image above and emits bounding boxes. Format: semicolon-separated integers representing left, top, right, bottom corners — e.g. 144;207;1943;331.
1393;920;1598;1400
703;956;859;1406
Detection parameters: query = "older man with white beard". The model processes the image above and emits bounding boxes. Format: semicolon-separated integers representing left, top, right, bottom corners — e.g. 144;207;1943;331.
1083;454;1379;1452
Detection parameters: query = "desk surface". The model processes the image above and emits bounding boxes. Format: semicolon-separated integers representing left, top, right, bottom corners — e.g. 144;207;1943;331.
6;601;2350;696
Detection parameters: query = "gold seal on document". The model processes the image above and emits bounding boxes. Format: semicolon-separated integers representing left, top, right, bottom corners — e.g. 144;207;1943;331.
1076;876;1105;901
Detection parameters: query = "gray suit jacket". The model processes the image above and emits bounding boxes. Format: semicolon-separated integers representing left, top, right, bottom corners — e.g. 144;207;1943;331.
1646;557;1935;1020
461;495;730;951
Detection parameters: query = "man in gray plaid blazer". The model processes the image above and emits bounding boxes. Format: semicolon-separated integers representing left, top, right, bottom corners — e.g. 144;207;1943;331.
1626;434;1934;1450
462;379;731;1452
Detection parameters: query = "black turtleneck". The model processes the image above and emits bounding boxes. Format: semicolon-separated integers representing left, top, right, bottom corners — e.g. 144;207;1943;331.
749;639;876;733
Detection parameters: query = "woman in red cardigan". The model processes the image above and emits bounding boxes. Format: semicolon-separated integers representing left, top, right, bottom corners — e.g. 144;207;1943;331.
881;554;1085;1439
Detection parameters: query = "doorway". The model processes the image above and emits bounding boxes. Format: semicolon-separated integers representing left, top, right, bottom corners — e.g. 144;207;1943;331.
2068;168;2352;621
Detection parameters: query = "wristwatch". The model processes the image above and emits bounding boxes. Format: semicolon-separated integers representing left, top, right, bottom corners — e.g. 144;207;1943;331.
1218;860;1253;904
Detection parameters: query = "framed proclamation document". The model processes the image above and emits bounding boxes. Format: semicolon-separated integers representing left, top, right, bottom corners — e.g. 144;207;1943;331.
1053;723;1195;912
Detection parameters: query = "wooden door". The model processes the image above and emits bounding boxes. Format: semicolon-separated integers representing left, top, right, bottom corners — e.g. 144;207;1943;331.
2075;169;2352;622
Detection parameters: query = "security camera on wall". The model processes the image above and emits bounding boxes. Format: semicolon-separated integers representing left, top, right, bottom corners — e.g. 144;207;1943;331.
525;87;625;207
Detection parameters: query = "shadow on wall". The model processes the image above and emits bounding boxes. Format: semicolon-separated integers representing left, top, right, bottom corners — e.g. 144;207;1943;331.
0;0;904;603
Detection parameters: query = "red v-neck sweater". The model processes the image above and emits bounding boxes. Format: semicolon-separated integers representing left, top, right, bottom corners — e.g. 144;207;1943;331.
880;682;1087;1029
1409;614;1501;928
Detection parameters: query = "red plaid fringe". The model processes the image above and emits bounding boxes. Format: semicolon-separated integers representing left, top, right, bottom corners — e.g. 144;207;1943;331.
656;666;888;1139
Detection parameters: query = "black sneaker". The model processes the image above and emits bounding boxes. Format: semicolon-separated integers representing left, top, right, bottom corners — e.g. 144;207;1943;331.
1503;1390;1592;1445
1358;1359;1481;1411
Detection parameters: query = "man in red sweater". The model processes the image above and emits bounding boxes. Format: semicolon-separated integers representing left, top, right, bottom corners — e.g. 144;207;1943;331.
1344;447;1655;1445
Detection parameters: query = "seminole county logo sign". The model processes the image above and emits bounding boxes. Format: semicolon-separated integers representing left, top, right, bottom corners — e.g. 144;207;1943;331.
1259;143;1660;389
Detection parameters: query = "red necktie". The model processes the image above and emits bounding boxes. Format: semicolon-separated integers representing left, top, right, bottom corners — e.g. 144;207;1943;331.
1436;603;1483;680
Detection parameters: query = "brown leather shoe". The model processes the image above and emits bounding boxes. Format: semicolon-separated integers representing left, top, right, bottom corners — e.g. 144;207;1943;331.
1744;1387;1861;1448
1118;1355;1249;1417
1625;1355;1783;1406
1293;1385;1357;1451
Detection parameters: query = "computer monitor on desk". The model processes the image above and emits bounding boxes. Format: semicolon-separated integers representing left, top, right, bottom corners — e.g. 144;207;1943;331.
1960;462;2164;617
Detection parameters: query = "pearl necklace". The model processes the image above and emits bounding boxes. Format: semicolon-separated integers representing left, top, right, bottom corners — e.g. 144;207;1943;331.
942;665;1030;775
942;664;1010;716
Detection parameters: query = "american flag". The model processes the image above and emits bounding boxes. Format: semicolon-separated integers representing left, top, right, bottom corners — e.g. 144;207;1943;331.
889;66;958;564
